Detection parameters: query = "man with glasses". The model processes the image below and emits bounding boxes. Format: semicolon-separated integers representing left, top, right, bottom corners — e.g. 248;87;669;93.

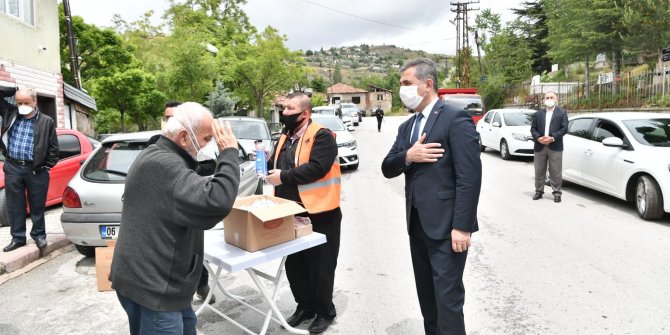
530;91;569;202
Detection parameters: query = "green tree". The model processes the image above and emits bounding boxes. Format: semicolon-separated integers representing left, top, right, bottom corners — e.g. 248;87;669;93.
166;27;219;101
222;27;305;117
512;1;551;74
622;0;670;60
333;66;343;84
206;81;239;116
311;77;326;93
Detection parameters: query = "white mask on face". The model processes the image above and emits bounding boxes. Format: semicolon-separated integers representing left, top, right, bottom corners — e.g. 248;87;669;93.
197;139;219;162
544;99;556;108
18;105;33;115
399;85;424;110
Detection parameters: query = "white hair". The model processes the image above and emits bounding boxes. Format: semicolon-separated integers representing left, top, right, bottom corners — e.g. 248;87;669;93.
16;87;37;100
162;102;212;137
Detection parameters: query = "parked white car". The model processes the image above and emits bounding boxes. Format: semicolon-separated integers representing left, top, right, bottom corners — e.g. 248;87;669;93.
562;112;670;220
311;114;359;170
477;109;535;160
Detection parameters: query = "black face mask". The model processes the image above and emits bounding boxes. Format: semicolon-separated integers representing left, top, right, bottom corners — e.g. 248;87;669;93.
280;112;304;131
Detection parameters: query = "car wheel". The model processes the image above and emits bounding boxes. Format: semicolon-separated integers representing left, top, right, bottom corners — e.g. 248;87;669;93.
254;179;264;195
635;175;664;220
75;244;96;258
500;140;511;160
0;189;9;227
349;163;359;170
479;136;486;152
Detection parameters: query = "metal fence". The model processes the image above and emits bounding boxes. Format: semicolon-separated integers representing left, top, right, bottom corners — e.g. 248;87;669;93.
505;68;670;110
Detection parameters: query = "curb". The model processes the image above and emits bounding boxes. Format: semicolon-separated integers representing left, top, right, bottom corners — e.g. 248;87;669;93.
0;235;71;275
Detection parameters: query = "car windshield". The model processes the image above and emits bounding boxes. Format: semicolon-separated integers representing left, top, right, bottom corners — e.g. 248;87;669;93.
313;107;336;116
226;120;270;140
503;112;533;126
341;103;356;109
623;119;670;147
313;117;345;131
443;97;484;116
82;140;149;182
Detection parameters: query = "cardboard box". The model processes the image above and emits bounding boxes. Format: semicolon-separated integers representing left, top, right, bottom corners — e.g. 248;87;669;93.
225;195;306;252
95;240;116;292
294;216;313;238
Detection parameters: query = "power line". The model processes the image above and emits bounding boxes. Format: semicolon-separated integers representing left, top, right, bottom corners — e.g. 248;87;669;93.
298;0;420;32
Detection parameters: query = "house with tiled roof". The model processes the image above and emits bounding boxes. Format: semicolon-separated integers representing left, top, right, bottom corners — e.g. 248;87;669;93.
327;83;392;116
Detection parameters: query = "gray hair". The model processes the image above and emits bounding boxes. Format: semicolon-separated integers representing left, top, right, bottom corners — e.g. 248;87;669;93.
400;58;439;92
17;87;37;100
163;102;212;137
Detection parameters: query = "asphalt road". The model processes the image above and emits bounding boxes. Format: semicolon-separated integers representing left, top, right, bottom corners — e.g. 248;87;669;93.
0;116;669;334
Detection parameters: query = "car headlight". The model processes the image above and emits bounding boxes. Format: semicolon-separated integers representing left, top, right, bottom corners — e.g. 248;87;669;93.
512;133;529;141
338;140;357;149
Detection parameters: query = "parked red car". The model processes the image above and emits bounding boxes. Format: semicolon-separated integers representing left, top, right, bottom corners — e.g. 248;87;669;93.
0;128;99;227
438;88;486;124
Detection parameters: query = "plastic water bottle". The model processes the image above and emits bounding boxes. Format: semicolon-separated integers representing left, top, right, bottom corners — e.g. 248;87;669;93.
255;140;268;177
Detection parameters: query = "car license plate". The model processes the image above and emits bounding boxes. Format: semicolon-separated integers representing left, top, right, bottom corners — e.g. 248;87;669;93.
100;225;119;239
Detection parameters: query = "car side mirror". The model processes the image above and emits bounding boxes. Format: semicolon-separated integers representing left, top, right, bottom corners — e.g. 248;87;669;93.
347;125;355;131
271;132;281;141
602;137;627;148
492;121;501;128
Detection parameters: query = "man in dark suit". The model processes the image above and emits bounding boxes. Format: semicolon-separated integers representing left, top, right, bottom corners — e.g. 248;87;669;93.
381;58;482;335
530;91;569;203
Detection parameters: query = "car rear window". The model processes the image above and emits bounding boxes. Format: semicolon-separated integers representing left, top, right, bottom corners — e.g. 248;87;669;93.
443;97;484;116
312;117;345;131
623;119;670;147
227;120;271;140
82;140;149;182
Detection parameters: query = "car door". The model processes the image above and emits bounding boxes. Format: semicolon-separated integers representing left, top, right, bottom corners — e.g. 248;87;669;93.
562;117;595;183
237;145;258;197
489;111;503;149
580;119;630;195
477;111;494;148
48;133;84;203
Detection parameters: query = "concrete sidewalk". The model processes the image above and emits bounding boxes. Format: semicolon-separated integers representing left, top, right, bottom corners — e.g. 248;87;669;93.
0;206;70;275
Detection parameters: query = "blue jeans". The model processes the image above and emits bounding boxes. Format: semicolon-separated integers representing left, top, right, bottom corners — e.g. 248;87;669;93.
117;293;197;335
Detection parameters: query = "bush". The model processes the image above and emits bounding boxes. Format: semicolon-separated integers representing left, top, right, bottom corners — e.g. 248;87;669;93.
478;75;506;110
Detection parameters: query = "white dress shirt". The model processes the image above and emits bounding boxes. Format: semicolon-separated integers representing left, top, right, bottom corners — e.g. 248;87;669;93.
544;108;554;136
409;97;439;143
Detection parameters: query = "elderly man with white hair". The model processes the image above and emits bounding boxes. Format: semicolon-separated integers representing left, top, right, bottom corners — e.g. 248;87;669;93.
110;102;240;335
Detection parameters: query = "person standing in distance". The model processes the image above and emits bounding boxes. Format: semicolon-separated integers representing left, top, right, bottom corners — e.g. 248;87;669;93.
530;91;569;203
0;87;58;252
381;58;482;335
265;92;342;334
374;105;384;132
110;103;240;335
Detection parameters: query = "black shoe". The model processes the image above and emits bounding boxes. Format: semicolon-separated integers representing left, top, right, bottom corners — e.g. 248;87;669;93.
554;195;562;203
308;315;334;334
3;241;26;252
532;192;543;200
196;285;216;303
285;309;315;328
35;237;47;249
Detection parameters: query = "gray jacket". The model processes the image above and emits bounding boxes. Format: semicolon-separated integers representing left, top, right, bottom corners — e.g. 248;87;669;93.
110;136;240;311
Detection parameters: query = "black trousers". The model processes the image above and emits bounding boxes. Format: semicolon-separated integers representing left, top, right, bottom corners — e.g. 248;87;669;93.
285;208;342;319
409;207;468;335
197;267;209;289
3;162;50;243
376;117;383;131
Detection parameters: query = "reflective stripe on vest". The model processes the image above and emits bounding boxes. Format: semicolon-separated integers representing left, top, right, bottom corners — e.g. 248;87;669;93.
274;121;341;214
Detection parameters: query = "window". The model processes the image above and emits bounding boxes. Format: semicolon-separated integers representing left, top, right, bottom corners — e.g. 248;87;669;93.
623;118;670;147
503;112;533;126
57;134;81;160
83;140;149;182
592;120;624;142
352;97;361;104
568;118;593;139
1;0;34;26
483;112;493;124
377;94;384;101
492;112;501;125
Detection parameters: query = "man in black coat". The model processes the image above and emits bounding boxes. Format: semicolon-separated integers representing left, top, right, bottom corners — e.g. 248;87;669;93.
374;105;384;132
530;91;569;203
382;58;482;335
0;87;58;252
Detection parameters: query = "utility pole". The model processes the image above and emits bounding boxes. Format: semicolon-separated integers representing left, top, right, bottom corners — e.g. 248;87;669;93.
62;0;81;89
450;1;479;88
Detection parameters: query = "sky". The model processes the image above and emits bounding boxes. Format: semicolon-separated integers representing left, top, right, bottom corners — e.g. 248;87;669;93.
66;0;525;55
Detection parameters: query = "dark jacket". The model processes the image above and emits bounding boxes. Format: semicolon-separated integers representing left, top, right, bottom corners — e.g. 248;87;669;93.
0;90;58;170
375;108;384;118
530;107;569;152
110;136;240;312
381;99;482;239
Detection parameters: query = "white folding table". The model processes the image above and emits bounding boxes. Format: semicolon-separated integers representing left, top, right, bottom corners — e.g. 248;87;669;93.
196;230;327;335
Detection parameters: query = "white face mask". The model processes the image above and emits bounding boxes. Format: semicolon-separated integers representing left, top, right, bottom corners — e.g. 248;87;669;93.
544;99;556;108
197;139;219;162
18;105;33;115
399;85;424;110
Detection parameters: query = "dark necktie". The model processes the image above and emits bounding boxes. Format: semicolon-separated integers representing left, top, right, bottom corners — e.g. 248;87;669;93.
410;112;424;144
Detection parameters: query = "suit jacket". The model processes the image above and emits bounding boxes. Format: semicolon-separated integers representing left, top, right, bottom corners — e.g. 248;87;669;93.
381;100;481;240
530;107;569;152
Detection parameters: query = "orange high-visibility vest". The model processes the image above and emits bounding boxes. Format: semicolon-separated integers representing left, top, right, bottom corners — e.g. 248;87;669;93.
274;122;341;214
